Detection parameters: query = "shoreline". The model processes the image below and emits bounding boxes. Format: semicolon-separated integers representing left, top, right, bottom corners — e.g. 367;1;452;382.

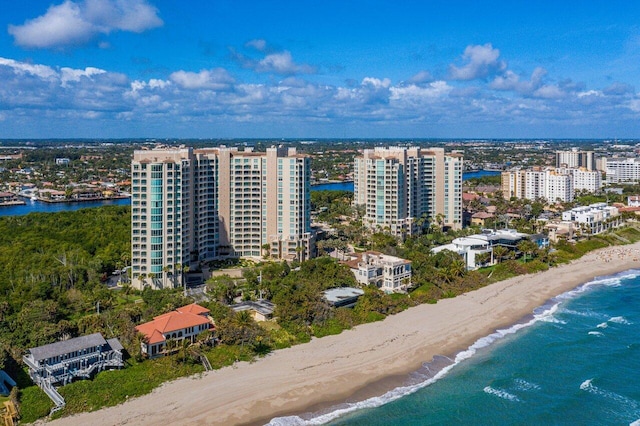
47;243;640;426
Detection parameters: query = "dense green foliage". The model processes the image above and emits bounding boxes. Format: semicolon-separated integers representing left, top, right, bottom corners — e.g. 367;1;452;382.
0;206;132;352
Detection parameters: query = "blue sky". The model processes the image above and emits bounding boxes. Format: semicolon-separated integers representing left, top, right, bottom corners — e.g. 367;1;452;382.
2;1;640;139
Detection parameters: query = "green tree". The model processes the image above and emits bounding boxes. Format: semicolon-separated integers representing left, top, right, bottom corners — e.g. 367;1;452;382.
206;274;237;304
517;239;538;263
492;245;509;264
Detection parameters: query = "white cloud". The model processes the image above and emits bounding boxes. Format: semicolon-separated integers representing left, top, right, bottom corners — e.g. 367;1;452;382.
2;49;640;138
169;68;235;90
231;45;316;75
60;66;106;85
129;78;171;93
628;98;640;112
490;67;547;94
0;57;57;79
577;90;602;98
255;51;316;75
8;0;162;49
408;70;433;84
533;85;565;99
449;43;506;80
361;77;391;89
390;81;453;101
245;39;267;52
148;79;170;89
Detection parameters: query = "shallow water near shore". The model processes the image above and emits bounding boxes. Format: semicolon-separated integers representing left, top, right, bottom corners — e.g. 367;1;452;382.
270;269;640;425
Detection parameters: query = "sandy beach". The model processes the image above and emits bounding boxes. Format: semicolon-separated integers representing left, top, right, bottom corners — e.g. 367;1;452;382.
48;244;640;426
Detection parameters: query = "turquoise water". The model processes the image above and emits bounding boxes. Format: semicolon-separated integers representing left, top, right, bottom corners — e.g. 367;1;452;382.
270;270;640;425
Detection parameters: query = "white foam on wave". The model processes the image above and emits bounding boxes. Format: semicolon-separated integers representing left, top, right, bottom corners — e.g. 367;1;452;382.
630;419;640;426
562;308;606;320
539;316;566;325
267;303;562;425
580;378;593;390
268;271;640;425
556;269;640;302
609;316;632;325
588;331;604;337
514;378;541;391
580;378;640;418
483;386;520;402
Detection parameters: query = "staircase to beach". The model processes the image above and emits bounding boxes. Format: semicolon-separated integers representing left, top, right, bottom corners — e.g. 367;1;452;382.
41;381;65;416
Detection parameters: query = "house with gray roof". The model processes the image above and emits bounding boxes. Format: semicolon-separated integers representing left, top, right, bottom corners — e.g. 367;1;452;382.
230;299;275;322
23;333;124;413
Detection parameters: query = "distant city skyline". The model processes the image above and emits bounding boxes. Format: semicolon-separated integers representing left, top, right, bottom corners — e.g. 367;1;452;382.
2;1;640;139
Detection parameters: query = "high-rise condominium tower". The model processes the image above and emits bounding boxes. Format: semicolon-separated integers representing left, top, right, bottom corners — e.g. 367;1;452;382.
555;149;595;171
353;146;462;238
131;146;313;290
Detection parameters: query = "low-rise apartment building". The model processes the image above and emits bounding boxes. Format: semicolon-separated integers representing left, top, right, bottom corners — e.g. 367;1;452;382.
502;166;602;202
561;203;621;235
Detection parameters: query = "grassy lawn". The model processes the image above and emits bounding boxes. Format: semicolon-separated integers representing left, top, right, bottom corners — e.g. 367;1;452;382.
18;385;52;423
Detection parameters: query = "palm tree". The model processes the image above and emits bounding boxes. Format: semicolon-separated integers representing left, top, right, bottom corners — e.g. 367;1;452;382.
446;258;466;281
137;273;147;288
475;252;491;267
492;245;509;264
162;265;172;289
516;239;538;263
148;272;156;289
182;265;190;295
173;263;182;288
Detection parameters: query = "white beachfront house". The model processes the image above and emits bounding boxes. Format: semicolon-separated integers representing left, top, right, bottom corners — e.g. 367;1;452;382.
343;251;412;293
432;229;539;270
432;234;493;270
561;203;621;235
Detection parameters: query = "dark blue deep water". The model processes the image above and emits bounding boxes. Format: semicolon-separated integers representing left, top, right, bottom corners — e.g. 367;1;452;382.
311;170;500;193
0;197;130;217
271;270;640;425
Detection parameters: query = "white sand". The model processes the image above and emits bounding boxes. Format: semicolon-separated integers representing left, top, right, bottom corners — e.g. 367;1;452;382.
48;244;640;425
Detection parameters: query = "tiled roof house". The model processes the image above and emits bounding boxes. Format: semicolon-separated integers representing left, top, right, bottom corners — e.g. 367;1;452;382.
135;303;213;358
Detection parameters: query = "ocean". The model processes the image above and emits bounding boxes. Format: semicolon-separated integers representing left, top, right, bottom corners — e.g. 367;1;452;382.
270;270;640;425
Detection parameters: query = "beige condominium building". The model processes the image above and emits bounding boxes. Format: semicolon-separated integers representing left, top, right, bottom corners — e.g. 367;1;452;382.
353;146;463;238
131;146;313;290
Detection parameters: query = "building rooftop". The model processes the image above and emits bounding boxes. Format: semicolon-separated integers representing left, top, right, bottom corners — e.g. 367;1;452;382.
231;300;275;316
135;303;211;345
342;251;410;270
28;333;108;362
323;287;365;305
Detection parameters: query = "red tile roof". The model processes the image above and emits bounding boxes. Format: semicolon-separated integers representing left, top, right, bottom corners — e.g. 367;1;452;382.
177;303;210;316
135;303;211;344
462;192;480;201
472;211;494;219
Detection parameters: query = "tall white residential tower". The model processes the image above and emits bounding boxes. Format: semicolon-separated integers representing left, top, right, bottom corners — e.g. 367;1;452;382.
353;146;462;238
131;146;313;290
